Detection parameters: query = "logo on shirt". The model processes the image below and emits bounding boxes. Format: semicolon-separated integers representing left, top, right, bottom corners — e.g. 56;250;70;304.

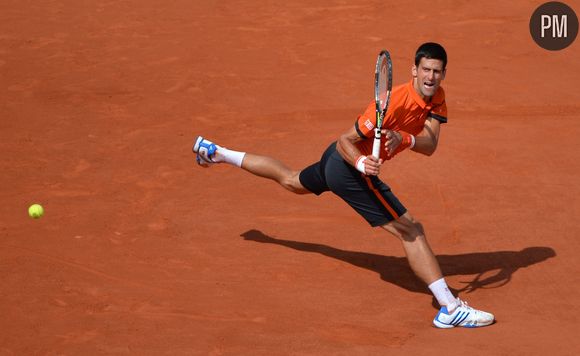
364;119;374;131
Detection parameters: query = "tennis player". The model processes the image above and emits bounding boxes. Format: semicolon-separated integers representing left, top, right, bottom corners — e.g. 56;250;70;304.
193;42;494;328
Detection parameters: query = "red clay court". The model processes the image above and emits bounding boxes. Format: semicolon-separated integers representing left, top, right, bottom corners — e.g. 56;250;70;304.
1;1;579;354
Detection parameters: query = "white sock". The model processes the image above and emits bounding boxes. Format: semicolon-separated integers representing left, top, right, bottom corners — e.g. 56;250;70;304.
214;146;246;168
428;278;458;311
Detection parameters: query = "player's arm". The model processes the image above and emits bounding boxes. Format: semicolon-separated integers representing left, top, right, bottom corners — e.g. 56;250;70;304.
337;126;382;176
411;116;441;156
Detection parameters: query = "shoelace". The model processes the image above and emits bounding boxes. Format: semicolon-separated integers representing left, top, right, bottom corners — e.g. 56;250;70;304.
456;299;474;311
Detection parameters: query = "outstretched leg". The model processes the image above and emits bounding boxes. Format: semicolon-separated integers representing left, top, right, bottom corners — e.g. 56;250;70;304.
193;136;311;194
381;212;495;328
381;213;445;289
241;154;310;194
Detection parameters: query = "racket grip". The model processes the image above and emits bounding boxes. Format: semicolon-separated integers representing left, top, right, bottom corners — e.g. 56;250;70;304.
372;128;381;159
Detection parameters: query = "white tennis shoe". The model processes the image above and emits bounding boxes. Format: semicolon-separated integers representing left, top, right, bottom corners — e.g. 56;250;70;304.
193;136;219;167
433;298;494;328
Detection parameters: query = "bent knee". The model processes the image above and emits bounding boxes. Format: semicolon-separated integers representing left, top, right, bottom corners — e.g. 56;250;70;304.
403;222;424;241
383;217;425;242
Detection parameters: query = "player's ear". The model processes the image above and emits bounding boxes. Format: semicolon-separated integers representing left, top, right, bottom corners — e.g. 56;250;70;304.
441;68;446;80
411;65;417;77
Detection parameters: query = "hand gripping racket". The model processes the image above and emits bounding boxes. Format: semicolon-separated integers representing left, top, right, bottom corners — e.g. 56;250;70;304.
372;50;393;159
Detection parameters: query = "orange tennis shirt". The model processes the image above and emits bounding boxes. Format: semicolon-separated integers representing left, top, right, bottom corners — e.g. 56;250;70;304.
354;79;448;160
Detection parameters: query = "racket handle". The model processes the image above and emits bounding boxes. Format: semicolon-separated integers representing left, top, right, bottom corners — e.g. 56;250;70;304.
372;128;381;159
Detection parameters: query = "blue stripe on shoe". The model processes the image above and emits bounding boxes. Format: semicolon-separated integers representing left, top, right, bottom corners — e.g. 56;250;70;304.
450;311;464;325
454;312;470;326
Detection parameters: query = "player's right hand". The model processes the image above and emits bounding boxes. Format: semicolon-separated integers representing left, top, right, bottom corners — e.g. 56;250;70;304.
364;155;383;176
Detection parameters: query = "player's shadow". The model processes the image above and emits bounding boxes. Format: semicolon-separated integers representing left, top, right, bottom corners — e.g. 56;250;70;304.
240;229;556;305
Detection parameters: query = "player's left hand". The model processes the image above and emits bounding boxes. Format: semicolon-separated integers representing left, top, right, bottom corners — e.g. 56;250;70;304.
382;129;402;156
364;155;383;176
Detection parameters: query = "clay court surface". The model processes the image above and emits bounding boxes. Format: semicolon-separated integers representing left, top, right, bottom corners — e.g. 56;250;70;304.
1;0;580;354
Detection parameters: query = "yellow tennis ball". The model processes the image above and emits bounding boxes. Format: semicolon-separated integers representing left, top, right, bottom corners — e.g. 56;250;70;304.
28;204;44;219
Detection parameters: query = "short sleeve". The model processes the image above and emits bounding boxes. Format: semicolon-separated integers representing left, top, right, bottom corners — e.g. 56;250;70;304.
355;101;377;138
428;101;448;124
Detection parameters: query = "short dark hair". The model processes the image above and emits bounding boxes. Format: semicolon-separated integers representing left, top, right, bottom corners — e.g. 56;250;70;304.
415;42;447;69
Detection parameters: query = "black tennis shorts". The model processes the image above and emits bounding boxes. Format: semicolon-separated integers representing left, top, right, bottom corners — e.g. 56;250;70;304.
299;142;407;227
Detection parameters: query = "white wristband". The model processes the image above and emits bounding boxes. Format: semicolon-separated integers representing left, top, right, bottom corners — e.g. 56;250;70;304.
410;135;416;149
355;155;367;174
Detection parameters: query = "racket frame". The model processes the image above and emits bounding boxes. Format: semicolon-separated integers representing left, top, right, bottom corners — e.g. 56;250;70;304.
372;50;393;159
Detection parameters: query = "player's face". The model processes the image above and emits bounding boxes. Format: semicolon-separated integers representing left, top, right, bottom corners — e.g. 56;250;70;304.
412;58;446;99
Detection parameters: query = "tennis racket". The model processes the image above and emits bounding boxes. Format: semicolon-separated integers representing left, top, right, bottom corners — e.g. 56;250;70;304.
372;50;393;159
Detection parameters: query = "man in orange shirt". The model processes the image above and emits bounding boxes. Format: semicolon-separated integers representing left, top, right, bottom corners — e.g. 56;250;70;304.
193;43;494;328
